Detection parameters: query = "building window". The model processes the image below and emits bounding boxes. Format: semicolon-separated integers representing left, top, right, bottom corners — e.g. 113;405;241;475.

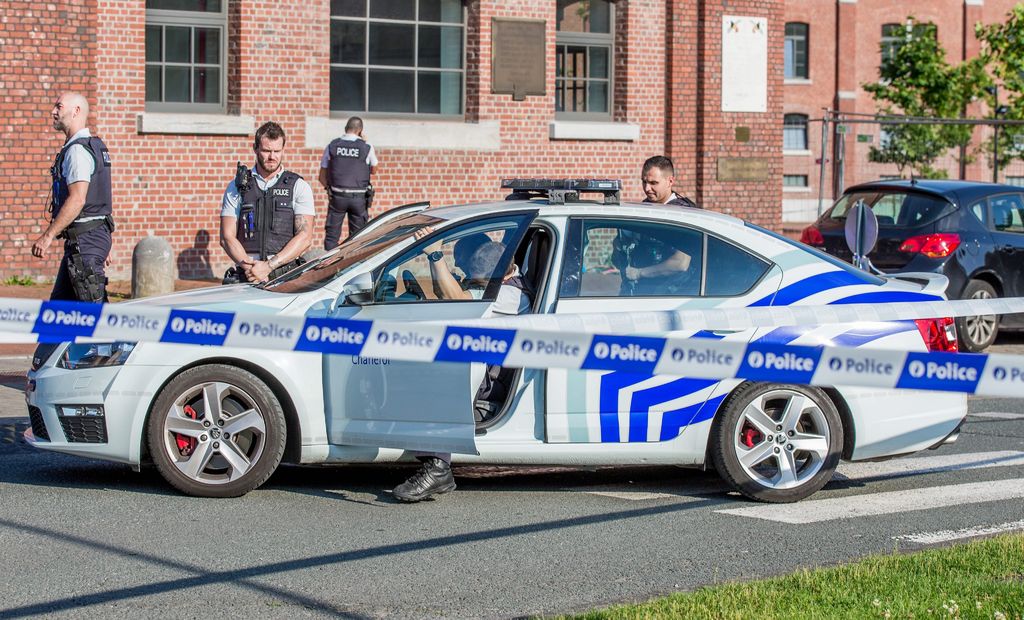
783;175;808;187
145;0;226;112
784;23;808;80
555;0;613;119
783;114;808;150
1006;176;1024;188
330;0;466;115
881;22;933;70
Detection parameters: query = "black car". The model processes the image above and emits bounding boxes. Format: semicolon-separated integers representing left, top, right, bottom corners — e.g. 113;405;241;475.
801;179;1024;351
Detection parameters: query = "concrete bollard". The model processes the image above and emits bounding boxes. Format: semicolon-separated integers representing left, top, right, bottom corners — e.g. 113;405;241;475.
132;236;174;299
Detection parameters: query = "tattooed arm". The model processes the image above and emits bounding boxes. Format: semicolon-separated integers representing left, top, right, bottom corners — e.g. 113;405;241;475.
246;214;314;282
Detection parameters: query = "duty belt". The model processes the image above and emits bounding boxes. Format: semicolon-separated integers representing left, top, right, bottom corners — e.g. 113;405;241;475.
330;187;369;194
58;215;115;241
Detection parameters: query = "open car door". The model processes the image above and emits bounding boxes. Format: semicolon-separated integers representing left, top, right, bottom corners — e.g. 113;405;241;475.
324;212;536;455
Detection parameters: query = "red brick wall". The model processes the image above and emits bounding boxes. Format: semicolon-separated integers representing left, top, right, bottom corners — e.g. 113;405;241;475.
0;0;97;280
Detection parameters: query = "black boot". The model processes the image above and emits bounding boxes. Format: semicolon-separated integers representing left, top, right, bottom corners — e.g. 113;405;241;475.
392;457;456;502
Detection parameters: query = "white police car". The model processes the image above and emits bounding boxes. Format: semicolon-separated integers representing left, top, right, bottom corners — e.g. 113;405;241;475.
25;180;967;502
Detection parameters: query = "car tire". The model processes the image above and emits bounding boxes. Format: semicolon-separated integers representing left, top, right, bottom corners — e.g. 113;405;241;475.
710;382;842;503
146;364;286;498
955;279;999;352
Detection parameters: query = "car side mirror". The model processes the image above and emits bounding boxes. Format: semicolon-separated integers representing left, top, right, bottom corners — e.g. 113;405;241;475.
342;271;374;306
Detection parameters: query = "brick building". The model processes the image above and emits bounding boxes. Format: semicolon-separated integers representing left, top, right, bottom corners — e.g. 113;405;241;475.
2;0;788;281
781;0;1024;223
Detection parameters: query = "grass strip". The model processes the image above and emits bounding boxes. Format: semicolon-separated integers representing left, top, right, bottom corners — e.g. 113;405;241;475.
560;532;1024;620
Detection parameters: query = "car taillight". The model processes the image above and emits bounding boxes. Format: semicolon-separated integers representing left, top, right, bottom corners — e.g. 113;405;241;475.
914;317;958;352
800;225;824;246
898;233;960;258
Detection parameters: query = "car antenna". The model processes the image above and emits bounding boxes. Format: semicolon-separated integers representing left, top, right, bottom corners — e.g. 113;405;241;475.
909;171;917;186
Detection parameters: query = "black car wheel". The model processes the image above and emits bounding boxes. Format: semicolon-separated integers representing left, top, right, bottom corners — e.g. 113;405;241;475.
710;383;843;503
147;364;286;498
956;279;999;352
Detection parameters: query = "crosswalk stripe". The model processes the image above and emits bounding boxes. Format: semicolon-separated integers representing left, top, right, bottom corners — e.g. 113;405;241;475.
835;450;1024;481
895;519;1024;545
970;411;1024;420
716;478;1024;524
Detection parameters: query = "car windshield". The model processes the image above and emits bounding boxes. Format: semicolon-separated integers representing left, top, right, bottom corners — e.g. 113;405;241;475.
261;213;444;294
827;190;955;228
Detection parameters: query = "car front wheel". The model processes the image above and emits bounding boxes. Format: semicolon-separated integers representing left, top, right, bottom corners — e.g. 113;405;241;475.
146;364;286;498
955;279;999;352
710;383;842;503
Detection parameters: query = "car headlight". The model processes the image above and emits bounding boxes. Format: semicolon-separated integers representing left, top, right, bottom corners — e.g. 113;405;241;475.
58;342;137;370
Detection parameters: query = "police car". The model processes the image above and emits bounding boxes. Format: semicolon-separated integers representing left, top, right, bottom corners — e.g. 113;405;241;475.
25;180;967;503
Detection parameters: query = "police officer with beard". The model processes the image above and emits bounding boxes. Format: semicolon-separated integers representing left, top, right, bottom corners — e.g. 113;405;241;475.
220;122;314;283
32;92;115;302
318;116;377;249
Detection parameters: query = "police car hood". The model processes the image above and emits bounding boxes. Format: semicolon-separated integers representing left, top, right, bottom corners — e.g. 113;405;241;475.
122;284;296;314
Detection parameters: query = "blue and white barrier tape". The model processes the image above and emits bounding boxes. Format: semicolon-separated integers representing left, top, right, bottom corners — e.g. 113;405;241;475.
2;297;1024;398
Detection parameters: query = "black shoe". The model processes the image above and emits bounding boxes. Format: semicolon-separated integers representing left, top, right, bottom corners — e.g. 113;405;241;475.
392;458;456;502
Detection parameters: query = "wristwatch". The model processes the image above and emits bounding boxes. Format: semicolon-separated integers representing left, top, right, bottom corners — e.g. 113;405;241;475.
427;250;444;263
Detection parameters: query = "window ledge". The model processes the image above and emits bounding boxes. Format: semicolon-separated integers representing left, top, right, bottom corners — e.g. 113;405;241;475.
137;112;254;135
549;120;640;141
784;78;812;85
783;186;812;193
783;149;813;156
305;117;501;151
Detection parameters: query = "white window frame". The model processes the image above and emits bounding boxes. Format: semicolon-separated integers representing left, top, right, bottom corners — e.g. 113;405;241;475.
145;2;227;113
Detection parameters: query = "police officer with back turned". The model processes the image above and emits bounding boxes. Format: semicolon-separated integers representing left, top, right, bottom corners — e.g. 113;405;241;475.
32;92;115;302
319;116;377;249
220;121;315;284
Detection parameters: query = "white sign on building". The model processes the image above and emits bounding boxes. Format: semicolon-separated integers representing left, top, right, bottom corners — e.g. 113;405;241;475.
721;15;768;113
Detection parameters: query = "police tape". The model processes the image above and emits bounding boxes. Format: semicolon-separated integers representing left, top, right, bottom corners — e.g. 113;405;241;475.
2;297;1024;398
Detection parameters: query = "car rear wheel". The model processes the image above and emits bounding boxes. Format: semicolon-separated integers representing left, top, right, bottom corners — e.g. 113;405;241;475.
710;383;842;503
146;364;286;498
955;279;998;352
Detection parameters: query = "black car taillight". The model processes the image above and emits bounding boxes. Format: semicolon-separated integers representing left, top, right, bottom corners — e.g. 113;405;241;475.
800;225;824;246
915;317;958;352
899;233;961;258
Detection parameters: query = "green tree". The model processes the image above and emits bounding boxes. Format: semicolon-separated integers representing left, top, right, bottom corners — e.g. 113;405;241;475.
975;4;1024;174
863;20;985;178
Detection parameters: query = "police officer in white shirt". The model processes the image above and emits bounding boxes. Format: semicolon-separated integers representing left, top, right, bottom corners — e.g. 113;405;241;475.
318;116;378;249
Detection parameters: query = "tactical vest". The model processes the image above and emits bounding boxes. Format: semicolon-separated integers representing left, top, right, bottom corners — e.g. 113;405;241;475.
237;171;301;258
51;136;113;220
326;138;371;189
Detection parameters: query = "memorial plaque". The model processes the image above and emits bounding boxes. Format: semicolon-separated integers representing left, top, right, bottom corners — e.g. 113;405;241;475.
492;18;546;101
717;157;770;182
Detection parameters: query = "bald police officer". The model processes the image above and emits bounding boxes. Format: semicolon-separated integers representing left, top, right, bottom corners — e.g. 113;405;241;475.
319;116;378;249
32;92;115;302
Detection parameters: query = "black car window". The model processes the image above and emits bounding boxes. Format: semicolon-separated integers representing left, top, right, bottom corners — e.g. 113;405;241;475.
704;236;771;296
989;194;1024;234
828;191;955;228
969;199;986;226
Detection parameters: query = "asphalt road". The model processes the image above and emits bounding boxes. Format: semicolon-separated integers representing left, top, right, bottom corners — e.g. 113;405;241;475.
1;336;1022;619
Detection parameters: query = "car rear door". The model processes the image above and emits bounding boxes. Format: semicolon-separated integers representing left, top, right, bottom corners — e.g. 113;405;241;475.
987;192;1024;298
324;212;536;455
544;217;782;444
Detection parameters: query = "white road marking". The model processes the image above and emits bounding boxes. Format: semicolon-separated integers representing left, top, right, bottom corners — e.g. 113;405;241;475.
895;519;1024;545
835;450;1024;481
584;490;682;501
970;411;1024;420
717;478;1024;524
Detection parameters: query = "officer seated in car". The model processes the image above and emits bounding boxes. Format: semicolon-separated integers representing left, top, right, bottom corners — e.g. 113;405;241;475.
392;228;532;503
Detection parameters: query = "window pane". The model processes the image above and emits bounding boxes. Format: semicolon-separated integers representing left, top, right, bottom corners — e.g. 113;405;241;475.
705;237;769;296
368;70;414;112
418;71;461;114
418;25;462;69
331;68;365;110
783;114;808;150
556;0;610;33
193;67;220;103
557;79;586;112
564;45;585;78
194;27;219;64
590;46;608;79
369;23;415;65
784;38;795;78
165;26;191;63
331;20;366;63
165;66;190;102
331;0;365;16
145;65;162;101
370;0;414;20
147;0;221;11
783;175;808;187
146;25;162;62
419;0;461;23
587;81;608;113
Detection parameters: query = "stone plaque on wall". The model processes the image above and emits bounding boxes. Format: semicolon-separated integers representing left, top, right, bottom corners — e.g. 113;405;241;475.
718;157;770;182
491;18;546;101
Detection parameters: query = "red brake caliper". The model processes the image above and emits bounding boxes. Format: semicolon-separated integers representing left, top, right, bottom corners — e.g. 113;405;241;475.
175;405;199;456
741;424;762;449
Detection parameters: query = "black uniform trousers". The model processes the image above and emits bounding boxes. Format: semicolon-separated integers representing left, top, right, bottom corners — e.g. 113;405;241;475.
49;226;111;302
325;192;368;250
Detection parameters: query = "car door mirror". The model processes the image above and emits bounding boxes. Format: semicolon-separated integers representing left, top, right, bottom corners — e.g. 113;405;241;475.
342;271;375;306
